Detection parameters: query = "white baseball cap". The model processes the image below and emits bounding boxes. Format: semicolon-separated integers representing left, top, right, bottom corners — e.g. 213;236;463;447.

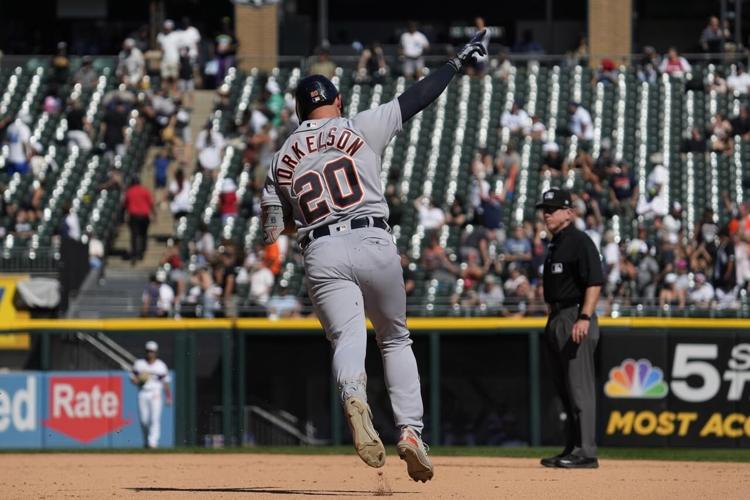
145;341;159;352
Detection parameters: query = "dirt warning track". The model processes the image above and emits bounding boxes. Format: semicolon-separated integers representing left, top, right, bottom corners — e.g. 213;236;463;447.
2;453;749;499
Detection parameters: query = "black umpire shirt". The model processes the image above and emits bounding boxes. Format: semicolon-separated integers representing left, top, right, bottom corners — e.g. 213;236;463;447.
543;224;604;304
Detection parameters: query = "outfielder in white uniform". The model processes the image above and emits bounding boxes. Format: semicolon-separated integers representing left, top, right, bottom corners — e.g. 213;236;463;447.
261;30;489;482
130;341;172;448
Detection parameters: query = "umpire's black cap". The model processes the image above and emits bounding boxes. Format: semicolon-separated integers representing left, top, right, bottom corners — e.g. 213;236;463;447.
536;188;573;209
294;74;340;122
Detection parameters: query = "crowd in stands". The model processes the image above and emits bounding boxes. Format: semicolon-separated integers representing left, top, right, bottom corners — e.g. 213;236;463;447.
5;14;750;319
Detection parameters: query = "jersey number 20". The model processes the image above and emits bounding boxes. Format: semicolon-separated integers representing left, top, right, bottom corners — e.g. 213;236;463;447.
293;156;364;224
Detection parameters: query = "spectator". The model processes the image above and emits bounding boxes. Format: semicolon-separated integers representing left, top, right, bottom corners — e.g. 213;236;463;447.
727;64;750;94
195;122;225;176
215;16;238;83
415;196;445;231
502;226;532;270
58;203;81;242
689;272;715;307
541;141;565;176
499;100;531;136
153;148;171;201
124;177;154;264
636;163;669;218
117;38;145;87
714;227;737;307
597;58;619;85
601;230;621;297
567;101;594;141
43;89;62;115
529;115;546;141
636;247;660;303
177;47;195;108
157;19;181;92
636;46;659;84
65;99;92;152
700;16;729;53
356;42;389;84
491;48;513;81
4;111;32;175
609;162;638;216
13;208;34;239
73;56;98;91
512;29;544;54
421;232;459;292
267;286;302;319
248;250;274;308
659;273;684;308
218;177;238;223
567;34;588;66
681;127;707;153
180;17;201;64
659;47;692;79
100;99;129;157
401;252;416;296
168;168;191;222
141;271;174;317
51;42;70;87
400;21;430;79
708;111;732;153
308;46;336;79
191;222;215;264
445;197;468;227
731;106;750;138
478;274;504;310
662;202;683;242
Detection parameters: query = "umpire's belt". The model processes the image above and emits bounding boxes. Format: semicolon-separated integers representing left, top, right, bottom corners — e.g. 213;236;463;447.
300;217;388;250
549;300;580;314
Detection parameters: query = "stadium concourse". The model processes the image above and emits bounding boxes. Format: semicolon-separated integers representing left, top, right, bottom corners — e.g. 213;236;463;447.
5;54;750;319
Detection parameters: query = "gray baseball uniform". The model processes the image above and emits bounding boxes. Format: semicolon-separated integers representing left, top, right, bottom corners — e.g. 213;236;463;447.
261;99;424;433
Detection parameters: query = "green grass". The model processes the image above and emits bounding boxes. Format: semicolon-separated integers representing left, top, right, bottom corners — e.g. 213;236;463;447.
3;446;750;462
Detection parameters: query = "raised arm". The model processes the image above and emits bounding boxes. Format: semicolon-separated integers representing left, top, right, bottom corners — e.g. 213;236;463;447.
397;30;489;122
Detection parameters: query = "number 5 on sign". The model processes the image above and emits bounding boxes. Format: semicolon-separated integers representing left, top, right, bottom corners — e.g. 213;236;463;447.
670;344;720;403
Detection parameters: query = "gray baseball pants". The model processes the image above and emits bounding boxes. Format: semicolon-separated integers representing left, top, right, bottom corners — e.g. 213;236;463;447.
304;224;424;434
544;305;599;458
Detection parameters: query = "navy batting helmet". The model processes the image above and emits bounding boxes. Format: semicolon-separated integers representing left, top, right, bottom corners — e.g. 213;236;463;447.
294;74;340;122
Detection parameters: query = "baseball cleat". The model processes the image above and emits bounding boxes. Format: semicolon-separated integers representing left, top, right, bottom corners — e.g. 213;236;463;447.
344;397;386;468
397;426;434;482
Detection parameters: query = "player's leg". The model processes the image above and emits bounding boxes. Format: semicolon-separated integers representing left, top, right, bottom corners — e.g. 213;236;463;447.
353;228;432;481
137;391;150;447
149;395;163;448
305;246;385;468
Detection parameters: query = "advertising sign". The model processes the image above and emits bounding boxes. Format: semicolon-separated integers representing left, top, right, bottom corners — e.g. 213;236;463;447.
600;331;750;447
0;371;174;449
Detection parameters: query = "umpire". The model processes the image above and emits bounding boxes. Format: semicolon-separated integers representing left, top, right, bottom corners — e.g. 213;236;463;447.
536;188;602;469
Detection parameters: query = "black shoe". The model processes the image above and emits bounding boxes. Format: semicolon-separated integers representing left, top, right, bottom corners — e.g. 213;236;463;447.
540;451;570;468
556;454;599;469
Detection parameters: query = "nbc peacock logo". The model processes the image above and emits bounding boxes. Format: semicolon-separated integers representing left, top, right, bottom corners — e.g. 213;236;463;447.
604;358;669;399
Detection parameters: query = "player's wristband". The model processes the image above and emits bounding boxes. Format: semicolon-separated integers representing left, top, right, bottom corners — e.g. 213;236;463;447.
578;313;591;321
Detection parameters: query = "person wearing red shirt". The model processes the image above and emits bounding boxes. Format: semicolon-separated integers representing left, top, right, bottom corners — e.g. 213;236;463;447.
125;177;155;264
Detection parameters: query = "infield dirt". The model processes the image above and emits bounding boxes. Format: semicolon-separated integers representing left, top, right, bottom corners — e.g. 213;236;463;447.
2;453;749;499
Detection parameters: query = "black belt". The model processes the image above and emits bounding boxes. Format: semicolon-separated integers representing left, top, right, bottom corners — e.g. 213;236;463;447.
549;300;580;314
300;217;388;250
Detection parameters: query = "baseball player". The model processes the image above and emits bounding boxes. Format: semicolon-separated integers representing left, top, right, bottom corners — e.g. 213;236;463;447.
261;30;490;481
130;341;172;449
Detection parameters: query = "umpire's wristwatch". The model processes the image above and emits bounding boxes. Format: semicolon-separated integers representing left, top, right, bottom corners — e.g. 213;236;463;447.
578;313;591;321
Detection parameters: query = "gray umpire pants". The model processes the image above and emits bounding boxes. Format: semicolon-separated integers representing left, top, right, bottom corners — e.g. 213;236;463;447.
544;305;599;458
304;224;424;434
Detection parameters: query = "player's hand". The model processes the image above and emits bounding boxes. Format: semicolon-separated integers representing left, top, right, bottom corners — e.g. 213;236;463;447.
449;29;490;71
571;319;590;344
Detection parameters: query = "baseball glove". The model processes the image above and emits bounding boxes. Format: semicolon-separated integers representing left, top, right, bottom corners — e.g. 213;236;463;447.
136;372;150;386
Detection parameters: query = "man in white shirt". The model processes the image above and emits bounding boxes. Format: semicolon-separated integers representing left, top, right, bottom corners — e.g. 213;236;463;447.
636;164;669;218
500;101;531;135
249;257;275;306
415;196;445;231
727;64;750;95
117;38;145;87
157;19;182;90
688;273;715;307
130;341;172;449
400;22;430;79
568;102;593;141
180;17;201;63
5;112;32;175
